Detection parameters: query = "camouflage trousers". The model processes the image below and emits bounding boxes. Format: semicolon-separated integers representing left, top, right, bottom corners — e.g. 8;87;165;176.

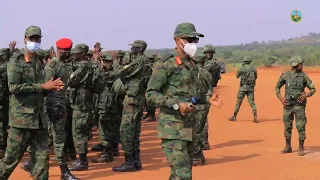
234;90;257;115
98;111;119;148
201;119;209;145
0;127;49;180
162;139;194;180
72;109;91;154
120;103;143;155
50;113;68;165
0;105;9;152
65;104;75;157
194;105;210;159
283;105;306;140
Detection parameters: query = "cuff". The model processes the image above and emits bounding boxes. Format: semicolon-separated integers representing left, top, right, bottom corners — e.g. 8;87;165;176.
34;84;43;92
165;98;177;108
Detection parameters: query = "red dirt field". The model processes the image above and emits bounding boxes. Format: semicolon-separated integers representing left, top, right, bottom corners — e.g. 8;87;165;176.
10;66;320;180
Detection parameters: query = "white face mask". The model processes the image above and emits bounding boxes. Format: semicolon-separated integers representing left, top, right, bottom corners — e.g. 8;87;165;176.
26;41;41;53
180;38;197;57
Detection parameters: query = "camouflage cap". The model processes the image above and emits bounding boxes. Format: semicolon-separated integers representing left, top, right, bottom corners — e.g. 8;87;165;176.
243;56;253;62
289;56;304;67
87;50;93;55
0;48;10;56
25;26;42;37
117;50;125;56
174;22;204;38
101;52;113;61
72;43;89;54
202;44;215;53
43;49;50;56
128;40;146;48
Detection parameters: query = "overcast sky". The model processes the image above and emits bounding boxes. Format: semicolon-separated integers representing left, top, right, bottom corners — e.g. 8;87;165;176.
0;0;316;50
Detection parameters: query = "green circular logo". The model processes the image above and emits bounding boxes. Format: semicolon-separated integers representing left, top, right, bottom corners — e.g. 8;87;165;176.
291;10;302;22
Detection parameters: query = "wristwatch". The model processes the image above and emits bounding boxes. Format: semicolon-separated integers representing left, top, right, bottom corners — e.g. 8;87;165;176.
173;103;180;111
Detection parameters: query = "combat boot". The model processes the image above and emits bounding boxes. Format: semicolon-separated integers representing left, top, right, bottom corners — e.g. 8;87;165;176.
69;154;88;171
228;114;237;121
134;149;142;170
112;153;136;172
113;143;120;157
92;147;114;163
193;149;205;166
91;143;104;152
281;138;292;154
20;160;33;176
298;139;305;156
253;113;259;123
60;164;80;180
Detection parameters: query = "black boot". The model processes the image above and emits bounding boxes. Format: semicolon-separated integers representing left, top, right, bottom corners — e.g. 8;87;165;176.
91;143;104;152
112;153;136;172
60;164;80;180
281;138;292;154
134;150;142;170
253;112;259;123
298;139;305;156
228;113;237;121
20;160;33;176
113;143;120;157
193;148;205;166
69;154;88;171
92;147;113;163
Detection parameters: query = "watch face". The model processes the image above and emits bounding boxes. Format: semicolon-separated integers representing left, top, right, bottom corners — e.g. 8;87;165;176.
173;104;179;110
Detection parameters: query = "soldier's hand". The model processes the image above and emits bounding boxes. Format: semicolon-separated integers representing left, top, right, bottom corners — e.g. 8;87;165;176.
210;92;223;108
298;92;308;103
42;78;64;90
50;48;56;58
279;96;288;106
178;102;195;115
9;41;17;53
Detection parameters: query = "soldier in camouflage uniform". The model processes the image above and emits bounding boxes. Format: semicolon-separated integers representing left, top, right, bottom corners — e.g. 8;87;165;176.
146;22;205;180
92;53;118;163
68;44;93;171
276;56;316;156
0;48;10;159
193;53;213;166
229;56;259;123
0;26;63;180
112;40;149;172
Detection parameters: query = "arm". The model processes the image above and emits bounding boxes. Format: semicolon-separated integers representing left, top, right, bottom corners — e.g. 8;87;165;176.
113;58;144;79
275;73;286;99
255;68;258;80
7;59;42;94
145;61;176;108
305;75;316;97
205;75;213;103
68;61;89;88
236;68;241;78
44;62;56;82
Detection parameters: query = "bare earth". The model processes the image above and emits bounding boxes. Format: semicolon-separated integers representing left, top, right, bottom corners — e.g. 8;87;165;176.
10;67;320;180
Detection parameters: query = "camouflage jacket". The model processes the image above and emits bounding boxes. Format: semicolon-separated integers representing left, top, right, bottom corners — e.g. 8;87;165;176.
196;66;213;110
113;54;148;106
275;71;316;106
68;60;94;110
44;57;69;104
7;50;46;129
0;62;9;103
146;52;203;141
204;58;221;82
236;64;257;91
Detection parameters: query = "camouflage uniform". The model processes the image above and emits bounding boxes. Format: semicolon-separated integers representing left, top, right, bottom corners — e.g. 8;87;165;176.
276;56;316;156
146;22;204;180
203;44;221;87
229;56;259;123
0;26;49;180
0;49;10;158
112;40;149;172
193;54;212;166
68;44;93;171
92;53;118;163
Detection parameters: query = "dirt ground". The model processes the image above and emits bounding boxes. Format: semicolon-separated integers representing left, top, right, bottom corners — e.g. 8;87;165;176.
10;66;320;180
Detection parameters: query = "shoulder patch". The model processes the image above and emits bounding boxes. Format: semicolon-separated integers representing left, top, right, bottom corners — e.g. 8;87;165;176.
160;53;174;62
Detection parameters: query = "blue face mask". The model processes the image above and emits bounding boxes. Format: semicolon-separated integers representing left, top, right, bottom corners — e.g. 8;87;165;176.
26;41;41;52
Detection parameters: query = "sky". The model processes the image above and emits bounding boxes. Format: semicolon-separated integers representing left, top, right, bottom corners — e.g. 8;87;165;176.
0;0;317;50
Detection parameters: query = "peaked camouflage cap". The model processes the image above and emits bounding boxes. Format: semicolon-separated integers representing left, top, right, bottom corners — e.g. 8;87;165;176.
289;56;304;67
25;26;42;37
117;50;125;55
174;22;204;38
128;40;147;48
36;49;45;57
101;52;113;61
243;56;253;62
202;44;215;53
72;43;89;54
0;48;10;56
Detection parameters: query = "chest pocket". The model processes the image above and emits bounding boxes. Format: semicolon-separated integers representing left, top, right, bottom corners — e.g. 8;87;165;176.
168;66;190;87
20;63;36;83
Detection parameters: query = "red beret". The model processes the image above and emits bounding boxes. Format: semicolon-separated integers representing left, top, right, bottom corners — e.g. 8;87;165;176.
56;38;73;49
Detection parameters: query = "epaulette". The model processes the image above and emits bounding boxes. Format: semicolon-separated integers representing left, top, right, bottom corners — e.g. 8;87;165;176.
160;53;174;62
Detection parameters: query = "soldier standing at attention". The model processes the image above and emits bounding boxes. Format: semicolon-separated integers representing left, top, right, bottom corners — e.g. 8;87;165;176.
229;56;259;123
0;25;63;180
275;56;316;156
146;22;205;180
112;40;148;172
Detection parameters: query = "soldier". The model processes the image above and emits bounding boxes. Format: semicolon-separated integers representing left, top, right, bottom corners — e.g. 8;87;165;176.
0;25;63;180
275;56;316;156
228;56;259;123
92;53;118;163
68;44;94;171
86;50;93;61
146;22;218;180
112;40;149;172
203;44;221;87
0;48;10;159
